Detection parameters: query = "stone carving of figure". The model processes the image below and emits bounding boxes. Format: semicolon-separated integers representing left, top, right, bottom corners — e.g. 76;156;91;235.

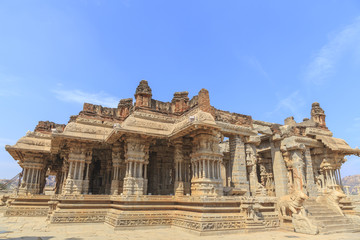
317;187;346;216
277;189;308;220
260;165;266;186
316;174;324;191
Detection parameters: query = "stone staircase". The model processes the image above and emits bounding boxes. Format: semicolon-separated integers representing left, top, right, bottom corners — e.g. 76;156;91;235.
304;198;360;234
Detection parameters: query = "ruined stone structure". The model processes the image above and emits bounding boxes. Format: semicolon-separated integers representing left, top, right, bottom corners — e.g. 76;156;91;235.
4;80;360;234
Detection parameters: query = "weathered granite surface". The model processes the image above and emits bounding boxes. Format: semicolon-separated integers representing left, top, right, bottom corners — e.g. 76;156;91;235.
3;80;360;235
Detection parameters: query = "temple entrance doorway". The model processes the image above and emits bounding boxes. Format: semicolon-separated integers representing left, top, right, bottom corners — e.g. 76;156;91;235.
89;148;112;195
147;140;175;195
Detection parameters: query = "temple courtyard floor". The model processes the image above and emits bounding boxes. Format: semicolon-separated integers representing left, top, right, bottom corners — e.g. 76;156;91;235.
0;211;359;240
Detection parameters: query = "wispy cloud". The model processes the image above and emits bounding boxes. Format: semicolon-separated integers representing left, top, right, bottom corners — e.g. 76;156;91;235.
305;17;360;85
0;90;20;97
267;91;306;121
53;89;119;107
242;56;271;83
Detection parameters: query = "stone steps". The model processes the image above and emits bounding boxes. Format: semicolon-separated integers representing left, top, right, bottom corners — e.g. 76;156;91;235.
310;215;347;221
307;211;339;216
321;223;360;235
313;218;352;225
304;200;360;234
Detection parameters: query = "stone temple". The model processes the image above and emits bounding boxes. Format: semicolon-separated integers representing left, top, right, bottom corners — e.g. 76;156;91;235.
4;80;360;234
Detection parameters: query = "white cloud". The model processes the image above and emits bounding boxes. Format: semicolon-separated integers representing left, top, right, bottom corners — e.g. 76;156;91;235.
267;91;306;121
53;89;119;107
242;56;271;83
0;90;20;97
305;17;360;85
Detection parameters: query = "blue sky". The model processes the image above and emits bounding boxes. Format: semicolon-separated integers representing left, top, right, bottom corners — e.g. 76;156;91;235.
0;0;359;179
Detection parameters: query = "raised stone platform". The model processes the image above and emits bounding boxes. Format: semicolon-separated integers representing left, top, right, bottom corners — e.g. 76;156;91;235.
5;194;279;235
1;211;360;240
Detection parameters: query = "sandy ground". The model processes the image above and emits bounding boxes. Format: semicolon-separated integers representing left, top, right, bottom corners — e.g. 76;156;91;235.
0;210;359;240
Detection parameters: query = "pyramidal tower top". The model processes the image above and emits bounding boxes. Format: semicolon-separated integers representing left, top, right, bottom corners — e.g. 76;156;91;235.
134;80;152;108
311;102;326;128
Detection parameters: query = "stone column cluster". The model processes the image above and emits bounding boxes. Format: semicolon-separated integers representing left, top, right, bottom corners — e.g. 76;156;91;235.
123;136;150;195
19;155;45;194
63;145;92;194
191;155;222;180
190;131;223;196
111;143;125;195
320;158;343;189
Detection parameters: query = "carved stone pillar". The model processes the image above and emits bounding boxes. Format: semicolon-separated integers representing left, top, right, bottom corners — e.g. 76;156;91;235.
105;156;112;195
82;150;92;194
229;135;249;195
270;141;288;197
304;148;317;197
58;162;68;194
122;136;150;196
111;143;124;195
291;149;306;192
18;154;46;195
19;167;30;194
245;143;258;196
181;141;192;196
39;168;47;194
320;158;337;189
63;155;73;194
63;145;90;194
174;139;184;196
190;131;223;196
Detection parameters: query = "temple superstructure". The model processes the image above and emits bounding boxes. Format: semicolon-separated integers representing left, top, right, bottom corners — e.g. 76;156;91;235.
4;80;360;234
